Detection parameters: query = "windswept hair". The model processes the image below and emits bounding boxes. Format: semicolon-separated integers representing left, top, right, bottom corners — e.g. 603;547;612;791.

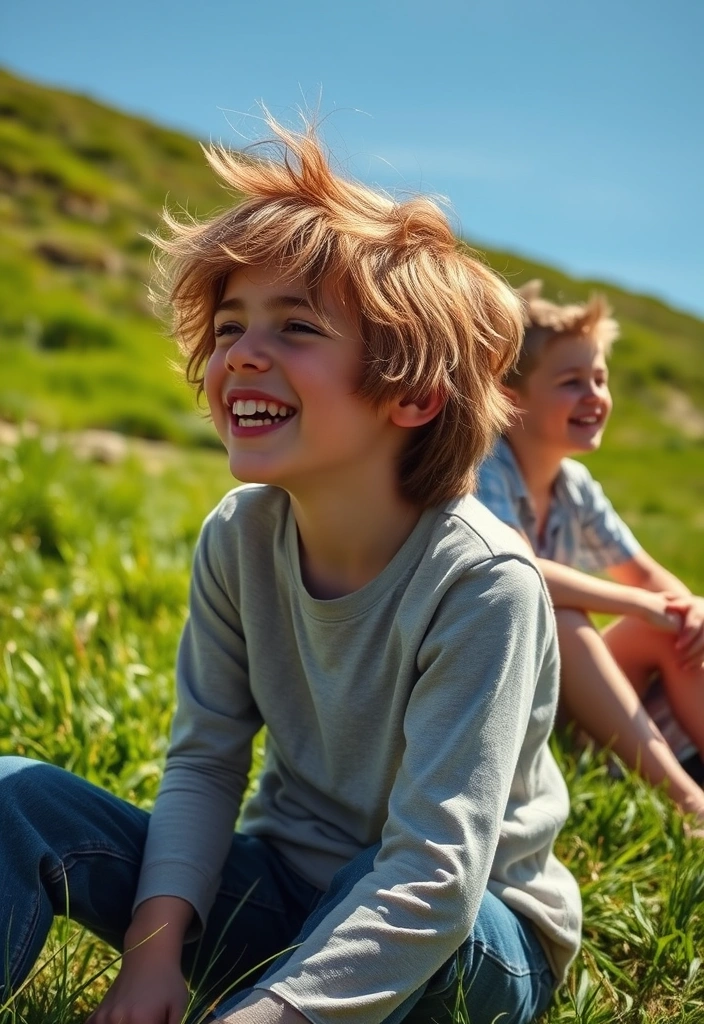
150;116;524;506
505;279;619;390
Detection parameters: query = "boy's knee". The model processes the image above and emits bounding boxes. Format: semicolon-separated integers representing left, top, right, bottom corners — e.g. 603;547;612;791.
0;755;35;785
0;756;61;813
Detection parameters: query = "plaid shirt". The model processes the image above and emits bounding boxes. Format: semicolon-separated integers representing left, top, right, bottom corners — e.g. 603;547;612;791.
476;438;640;572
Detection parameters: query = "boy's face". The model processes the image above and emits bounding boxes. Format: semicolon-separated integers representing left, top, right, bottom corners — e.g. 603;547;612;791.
205;264;411;492
507;334;612;458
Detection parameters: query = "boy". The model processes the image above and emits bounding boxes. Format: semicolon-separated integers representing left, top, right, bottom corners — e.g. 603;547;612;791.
477;281;704;829
0;124;581;1024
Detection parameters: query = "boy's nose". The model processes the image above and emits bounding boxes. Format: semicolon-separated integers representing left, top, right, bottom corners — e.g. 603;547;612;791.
225;330;272;373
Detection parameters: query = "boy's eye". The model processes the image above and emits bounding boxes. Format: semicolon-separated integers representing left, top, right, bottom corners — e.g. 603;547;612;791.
214;321;243;338
284;320;322;335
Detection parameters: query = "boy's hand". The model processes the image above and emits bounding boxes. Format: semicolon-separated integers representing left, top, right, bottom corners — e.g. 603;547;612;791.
85;955;188;1024
86;895;194;1024
637;590;685;633
673;595;704;670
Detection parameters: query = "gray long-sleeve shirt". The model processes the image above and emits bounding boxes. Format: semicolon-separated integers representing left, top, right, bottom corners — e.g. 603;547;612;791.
135;484;581;1024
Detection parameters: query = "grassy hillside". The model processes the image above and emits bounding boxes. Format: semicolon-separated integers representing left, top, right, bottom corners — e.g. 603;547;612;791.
1;64;703;582
1;67;704;1024
0;66;230;444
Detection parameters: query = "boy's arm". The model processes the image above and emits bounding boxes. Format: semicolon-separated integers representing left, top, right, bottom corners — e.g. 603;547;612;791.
608;551;704;667
135;511;262;927
221;993;308;1024
536;556;684;631
94;509;262;1024
504;525;684;631
606;548;691;596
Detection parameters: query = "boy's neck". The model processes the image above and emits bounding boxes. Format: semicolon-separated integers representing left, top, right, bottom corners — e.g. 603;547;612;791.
289;476;423;600
504;430;565;504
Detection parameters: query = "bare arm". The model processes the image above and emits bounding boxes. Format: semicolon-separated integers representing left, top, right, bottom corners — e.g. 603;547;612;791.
536;557;682;627
504;526;683;629
606;548;692;597
609;552;704;668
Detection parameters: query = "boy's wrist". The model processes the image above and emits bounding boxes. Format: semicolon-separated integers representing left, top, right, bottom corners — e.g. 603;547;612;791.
124;895;194;961
623;585;653;616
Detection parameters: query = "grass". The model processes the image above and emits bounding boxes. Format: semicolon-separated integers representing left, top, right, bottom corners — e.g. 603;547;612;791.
0;433;703;1023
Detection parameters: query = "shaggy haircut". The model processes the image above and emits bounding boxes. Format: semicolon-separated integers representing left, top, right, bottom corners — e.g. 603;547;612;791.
150;116;524;506
505;279;619;391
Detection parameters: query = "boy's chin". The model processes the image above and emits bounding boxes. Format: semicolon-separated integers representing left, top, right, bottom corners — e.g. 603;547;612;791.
226;453;287;488
572;433;604;454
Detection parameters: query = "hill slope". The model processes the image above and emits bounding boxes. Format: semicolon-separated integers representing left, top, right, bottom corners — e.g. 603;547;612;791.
1;65;703;579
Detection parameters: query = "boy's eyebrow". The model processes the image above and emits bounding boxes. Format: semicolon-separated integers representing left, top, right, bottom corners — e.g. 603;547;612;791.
214;295;317;315
554;364;607;375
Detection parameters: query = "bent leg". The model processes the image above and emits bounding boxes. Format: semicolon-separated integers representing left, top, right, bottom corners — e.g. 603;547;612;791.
402;892;555;1024
0;756;148;998
555;610;704;821
214;845;554;1024
0;756;322;1010
183;836;321;1013
603;614;704;756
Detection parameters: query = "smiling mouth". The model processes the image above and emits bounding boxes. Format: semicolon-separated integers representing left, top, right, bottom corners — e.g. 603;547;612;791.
569;414;602;427
231;398;296;428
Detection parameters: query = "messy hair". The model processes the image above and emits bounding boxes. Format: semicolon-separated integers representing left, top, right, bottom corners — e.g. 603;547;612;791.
150;116;524;506
505;279;619;391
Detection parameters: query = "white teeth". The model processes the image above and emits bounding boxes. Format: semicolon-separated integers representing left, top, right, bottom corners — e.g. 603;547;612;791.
230;398;294;422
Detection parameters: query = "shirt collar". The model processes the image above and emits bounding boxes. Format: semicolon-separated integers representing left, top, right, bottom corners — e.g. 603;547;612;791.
554;459;586;508
496;437;582;512
494;437;531;503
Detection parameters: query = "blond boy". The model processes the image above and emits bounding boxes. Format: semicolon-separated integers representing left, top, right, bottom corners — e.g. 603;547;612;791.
0;129;580;1024
477;281;704;828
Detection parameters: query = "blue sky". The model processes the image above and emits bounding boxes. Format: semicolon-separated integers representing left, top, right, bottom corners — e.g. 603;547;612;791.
2;0;702;316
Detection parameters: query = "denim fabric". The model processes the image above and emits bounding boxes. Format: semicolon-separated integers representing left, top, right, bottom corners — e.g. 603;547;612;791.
0;756;321;1013
221;842;555;1024
1;757;555;1023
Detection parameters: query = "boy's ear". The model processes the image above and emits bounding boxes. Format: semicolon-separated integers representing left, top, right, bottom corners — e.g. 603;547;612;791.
500;382;524;411
389;390;445;429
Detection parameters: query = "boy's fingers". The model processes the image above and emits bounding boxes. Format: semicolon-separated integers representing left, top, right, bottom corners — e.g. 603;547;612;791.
673;611;702;647
678;632;704;664
168;995;189;1024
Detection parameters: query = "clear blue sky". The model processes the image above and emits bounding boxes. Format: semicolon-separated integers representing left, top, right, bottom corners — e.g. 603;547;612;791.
2;0;703;316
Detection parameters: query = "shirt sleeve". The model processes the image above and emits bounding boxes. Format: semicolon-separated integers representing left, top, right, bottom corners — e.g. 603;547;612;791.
573;472;641;573
475;456;524;533
257;556;559;1024
134;509;263;929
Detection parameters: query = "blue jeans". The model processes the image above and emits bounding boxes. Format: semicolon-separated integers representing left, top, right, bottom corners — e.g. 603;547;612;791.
0;757;555;1023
